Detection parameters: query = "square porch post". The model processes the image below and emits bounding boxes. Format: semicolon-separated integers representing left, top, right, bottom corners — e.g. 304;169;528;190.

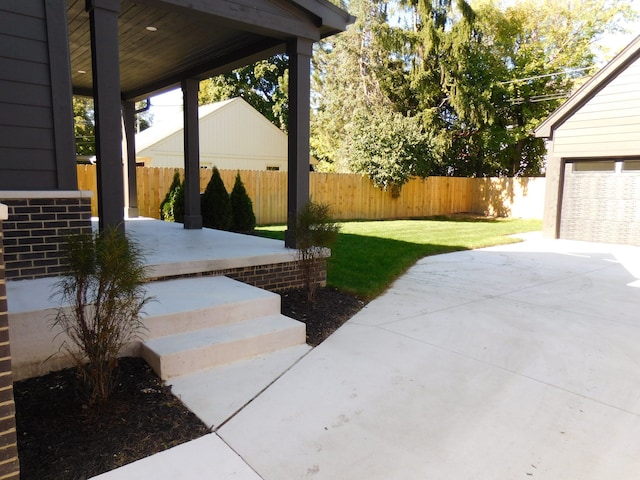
122;101;139;218
87;0;125;233
182;78;203;229
285;37;313;248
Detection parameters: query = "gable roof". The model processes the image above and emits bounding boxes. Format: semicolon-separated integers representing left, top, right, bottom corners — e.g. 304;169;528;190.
136;98;236;152
535;35;640;139
135;97;286;153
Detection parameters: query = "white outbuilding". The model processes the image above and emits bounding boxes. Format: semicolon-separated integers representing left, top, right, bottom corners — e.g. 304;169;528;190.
136;97;314;171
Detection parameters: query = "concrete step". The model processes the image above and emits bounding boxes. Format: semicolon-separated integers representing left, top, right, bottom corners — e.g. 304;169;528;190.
6;275;286;380
142;314;306;380
143;276;281;339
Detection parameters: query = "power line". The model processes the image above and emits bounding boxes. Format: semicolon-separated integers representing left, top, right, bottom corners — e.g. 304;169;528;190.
496;66;597;86
509;92;571;105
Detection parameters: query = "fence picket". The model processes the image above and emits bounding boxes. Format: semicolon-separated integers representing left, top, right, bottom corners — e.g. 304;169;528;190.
76;166;543;224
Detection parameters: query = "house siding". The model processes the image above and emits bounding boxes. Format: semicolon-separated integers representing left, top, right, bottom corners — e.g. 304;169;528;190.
0;2;56;190
550;58;640;157
0;1;76;191
539;47;640;240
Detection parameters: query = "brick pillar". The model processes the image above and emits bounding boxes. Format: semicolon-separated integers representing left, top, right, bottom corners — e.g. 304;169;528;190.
0;204;19;478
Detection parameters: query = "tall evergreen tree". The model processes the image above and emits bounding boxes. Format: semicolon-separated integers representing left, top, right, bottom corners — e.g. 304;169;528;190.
311;0;434;192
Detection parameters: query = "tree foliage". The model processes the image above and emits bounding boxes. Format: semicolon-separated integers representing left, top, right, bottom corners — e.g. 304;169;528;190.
311;0;411;173
73;97;154;156
74;97;95;156
311;0;637;185
347;109;434;196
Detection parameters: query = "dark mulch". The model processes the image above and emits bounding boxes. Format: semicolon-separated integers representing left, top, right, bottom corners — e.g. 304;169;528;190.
15;286;366;480
280;287;367;346
14;358;209;480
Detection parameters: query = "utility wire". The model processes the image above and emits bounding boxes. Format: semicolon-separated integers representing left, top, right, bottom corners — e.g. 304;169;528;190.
496;66;597;85
509;92;571;105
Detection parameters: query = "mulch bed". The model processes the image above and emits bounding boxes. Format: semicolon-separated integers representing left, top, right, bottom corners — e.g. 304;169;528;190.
14;286;366;480
281;286;367;347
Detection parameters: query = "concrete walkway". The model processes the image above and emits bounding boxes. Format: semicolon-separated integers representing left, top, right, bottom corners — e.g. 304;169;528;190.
94;236;640;479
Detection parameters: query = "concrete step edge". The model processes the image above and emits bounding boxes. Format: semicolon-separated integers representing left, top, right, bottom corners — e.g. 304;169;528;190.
142;315;306;379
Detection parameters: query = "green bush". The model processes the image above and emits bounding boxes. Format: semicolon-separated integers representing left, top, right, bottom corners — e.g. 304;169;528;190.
295;200;340;301
201;167;232;230
230;171;256;232
159;170;184;223
51;227;152;404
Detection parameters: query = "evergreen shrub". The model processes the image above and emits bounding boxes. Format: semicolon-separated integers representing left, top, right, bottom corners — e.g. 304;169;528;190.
159;170;184;223
201;166;232;230
230;171;256;232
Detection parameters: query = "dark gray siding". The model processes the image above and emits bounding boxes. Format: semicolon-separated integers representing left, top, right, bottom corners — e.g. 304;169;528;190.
0;1;76;190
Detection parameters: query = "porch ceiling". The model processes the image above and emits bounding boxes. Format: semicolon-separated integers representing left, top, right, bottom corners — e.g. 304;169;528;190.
67;0;352;101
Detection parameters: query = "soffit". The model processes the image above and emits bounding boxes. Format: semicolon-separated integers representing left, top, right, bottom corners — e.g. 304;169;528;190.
67;0;347;100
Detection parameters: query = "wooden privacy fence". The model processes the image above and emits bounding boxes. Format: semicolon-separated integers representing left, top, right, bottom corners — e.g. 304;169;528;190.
77;166;544;223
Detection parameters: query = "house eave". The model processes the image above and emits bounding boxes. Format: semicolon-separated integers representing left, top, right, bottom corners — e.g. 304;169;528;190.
535;35;640;140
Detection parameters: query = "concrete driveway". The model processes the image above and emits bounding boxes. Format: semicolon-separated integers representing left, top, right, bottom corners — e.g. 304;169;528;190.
218;236;640;479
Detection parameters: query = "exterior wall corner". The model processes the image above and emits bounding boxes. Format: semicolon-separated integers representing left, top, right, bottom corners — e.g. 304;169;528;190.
0;204;21;479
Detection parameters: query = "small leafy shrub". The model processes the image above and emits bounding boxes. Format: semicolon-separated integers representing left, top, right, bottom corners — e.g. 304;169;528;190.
295;200;340;302
201;166;232;230
230;171;256;232
160;170;184;223
51;227;152;403
347;109;433;197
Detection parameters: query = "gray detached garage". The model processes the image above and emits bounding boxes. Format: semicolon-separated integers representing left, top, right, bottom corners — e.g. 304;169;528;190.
535;36;640;246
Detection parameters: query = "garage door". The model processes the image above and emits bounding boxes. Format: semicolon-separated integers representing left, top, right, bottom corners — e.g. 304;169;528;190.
560;159;640;245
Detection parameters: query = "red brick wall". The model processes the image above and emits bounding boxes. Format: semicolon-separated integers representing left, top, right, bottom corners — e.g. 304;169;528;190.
0;211;20;478
219;259;327;292
148;259;327;293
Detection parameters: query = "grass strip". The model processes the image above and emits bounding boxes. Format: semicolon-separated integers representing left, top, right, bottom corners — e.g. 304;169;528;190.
256;216;542;299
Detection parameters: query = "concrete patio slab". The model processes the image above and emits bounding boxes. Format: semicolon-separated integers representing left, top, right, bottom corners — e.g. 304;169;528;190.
91;434;261;480
169;344;311;429
120;218;296;278
220;323;640;479
89;236;640;480
382;296;640;413
216;237;640;479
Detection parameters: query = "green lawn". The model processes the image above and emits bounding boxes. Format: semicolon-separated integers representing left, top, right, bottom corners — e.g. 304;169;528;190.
256;217;542;299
